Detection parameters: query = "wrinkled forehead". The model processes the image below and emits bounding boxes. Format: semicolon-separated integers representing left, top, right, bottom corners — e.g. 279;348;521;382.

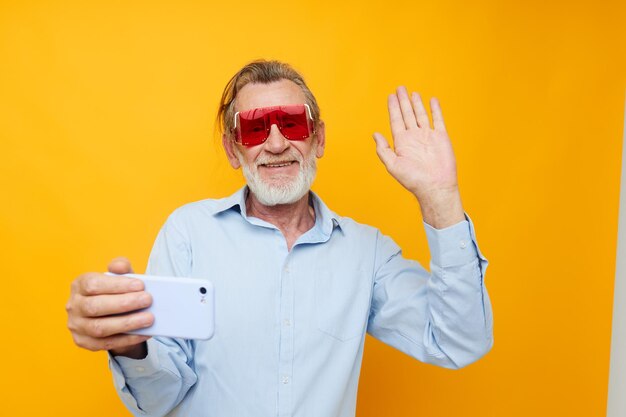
234;80;308;113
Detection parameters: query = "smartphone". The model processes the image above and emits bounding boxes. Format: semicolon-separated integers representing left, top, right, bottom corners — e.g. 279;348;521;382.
110;273;215;340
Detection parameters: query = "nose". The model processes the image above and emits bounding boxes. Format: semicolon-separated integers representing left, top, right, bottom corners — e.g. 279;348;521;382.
263;124;290;154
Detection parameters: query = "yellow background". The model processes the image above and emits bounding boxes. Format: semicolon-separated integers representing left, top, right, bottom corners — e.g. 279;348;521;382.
1;1;625;415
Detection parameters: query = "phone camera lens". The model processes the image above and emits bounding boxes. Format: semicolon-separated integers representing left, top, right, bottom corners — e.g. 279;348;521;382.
199;287;207;295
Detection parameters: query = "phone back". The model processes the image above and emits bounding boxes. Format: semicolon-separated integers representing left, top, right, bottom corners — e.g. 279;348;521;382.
124;273;215;340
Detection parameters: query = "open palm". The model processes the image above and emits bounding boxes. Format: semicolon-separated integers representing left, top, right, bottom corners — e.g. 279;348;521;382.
373;87;458;201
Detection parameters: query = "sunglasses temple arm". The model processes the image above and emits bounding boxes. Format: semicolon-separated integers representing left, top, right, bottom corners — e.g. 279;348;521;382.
303;104;316;134
233;112;239;130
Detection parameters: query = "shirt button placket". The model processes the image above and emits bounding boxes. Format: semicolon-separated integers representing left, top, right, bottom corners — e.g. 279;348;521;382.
278;259;294;417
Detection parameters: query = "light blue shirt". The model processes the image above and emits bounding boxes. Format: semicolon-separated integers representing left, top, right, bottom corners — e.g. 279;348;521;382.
109;187;493;417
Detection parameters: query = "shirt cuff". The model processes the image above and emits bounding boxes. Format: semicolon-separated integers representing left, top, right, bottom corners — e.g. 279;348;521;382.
424;213;486;268
108;338;162;379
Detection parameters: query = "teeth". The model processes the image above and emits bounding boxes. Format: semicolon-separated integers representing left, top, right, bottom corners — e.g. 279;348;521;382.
264;162;292;168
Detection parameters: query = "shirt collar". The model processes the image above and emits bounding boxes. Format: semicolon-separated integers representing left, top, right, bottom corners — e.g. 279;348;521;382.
208;186;247;216
208;186;342;238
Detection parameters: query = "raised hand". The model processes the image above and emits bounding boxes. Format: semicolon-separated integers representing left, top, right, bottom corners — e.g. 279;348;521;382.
373;87;465;228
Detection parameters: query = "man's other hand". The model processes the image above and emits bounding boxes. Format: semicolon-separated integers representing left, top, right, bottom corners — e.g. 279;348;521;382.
373;87;465;229
66;257;153;359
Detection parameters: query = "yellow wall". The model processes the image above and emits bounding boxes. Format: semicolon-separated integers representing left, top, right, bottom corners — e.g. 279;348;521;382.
1;1;625;415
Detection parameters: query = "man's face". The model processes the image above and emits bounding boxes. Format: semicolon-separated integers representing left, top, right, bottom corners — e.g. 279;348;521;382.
223;80;325;206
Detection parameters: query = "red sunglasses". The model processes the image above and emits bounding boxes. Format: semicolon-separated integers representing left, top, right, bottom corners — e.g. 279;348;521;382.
233;104;315;147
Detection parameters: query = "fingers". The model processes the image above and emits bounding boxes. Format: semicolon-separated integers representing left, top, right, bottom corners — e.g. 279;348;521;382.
75;272;144;296
71;332;151;352
77;291;152;317
396;87;418;129
108;257;134;274
68;310;154;340
411;92;430;128
67;260;154;353
387;87;447;132
430;97;447;132
387;94;406;138
372;132;396;169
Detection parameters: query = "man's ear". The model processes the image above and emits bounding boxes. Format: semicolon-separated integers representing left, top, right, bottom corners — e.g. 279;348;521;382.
315;121;326;158
222;133;241;169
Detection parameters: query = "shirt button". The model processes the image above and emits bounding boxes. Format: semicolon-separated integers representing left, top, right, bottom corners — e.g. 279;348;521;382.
282;376;290;384
460;240;467;249
135;366;145;372
283;265;290;273
283;319;291;326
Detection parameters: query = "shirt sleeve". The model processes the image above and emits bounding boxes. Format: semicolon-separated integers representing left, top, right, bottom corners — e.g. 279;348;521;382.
366;214;493;369
108;210;198;416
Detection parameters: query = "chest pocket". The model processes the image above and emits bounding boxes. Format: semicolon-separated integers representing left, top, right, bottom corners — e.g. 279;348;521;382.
314;266;372;341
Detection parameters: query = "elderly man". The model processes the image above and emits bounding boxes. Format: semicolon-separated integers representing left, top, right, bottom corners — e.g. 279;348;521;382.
66;60;493;417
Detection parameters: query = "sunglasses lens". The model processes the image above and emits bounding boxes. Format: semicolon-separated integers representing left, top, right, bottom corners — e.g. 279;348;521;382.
278;106;310;140
236;104;312;146
238;109;268;146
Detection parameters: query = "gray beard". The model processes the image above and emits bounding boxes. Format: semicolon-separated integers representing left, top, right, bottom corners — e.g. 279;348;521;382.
236;147;317;206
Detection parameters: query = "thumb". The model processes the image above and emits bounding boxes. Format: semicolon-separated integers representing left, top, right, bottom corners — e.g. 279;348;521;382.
107;257;135;274
372;132;396;170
